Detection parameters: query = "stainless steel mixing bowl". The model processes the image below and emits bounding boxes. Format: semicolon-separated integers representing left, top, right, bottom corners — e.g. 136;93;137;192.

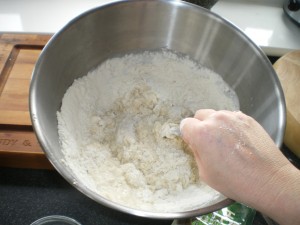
29;0;285;219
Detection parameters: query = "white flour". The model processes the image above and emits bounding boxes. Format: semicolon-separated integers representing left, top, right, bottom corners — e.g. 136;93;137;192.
57;50;239;212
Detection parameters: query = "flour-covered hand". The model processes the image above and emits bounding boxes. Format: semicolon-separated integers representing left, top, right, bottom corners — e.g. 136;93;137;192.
180;109;300;225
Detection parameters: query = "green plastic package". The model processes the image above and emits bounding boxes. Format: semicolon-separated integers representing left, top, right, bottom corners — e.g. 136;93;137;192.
191;202;256;225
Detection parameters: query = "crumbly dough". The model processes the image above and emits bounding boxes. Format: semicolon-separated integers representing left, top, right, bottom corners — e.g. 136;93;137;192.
57;50;239;212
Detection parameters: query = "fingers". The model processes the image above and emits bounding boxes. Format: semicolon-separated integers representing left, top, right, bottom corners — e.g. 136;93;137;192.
194;109;216;121
180;109;220;146
180;109;247;148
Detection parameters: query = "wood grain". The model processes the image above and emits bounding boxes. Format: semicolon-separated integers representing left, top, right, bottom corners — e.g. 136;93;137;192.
273;50;300;158
0;33;53;169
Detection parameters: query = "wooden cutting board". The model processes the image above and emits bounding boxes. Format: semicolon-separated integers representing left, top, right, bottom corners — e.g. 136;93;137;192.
0;33;53;169
273;50;300;158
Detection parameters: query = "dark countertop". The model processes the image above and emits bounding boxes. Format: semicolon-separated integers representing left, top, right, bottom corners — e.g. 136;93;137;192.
0;167;259;225
1;146;299;225
183;0;219;9
0;167;278;225
0;167;173;225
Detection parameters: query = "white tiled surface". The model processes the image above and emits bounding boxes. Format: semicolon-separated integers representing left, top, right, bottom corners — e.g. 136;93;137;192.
0;0;114;33
0;0;299;56
212;0;300;56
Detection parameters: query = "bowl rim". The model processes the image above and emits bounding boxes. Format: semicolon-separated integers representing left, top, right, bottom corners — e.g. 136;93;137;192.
29;0;285;219
30;215;82;225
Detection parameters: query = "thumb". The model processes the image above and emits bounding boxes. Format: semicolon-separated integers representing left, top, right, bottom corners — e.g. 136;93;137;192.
180;117;202;148
180;118;205;169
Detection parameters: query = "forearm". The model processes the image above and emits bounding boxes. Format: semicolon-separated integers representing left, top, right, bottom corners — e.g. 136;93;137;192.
247;164;300;225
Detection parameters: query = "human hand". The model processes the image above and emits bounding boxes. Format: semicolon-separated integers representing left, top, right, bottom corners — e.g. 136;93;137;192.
180;109;300;225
